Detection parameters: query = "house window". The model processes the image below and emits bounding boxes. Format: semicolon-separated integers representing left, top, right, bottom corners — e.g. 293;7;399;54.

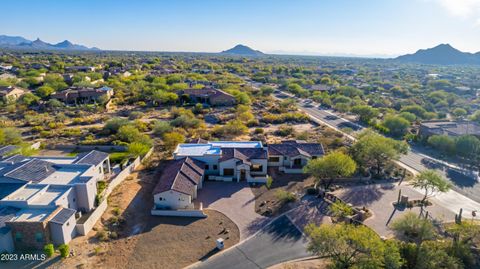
312;156;317;160
268;157;280;162
205;164;209;170
293;158;302;166
15;232;22;242
224;168;234;176
35;232;43;243
213;165;218;170
251;164;263;172
158;197;164;201
66;222;70;227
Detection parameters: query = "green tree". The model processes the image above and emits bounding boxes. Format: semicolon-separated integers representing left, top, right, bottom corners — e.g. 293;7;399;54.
427;135;455;155
350;105;379;123
162;132;185;151
452;108;467;118
36;85;55;98
305;223;402;269
470;110;480;123
303;151;357;190
391;212;437;244
19;92;40;106
455;135;480;164
0;127;22;145
383;115;410;137
104;117;129;134
411;170;451;202
127;142;151;157
350;130;408;175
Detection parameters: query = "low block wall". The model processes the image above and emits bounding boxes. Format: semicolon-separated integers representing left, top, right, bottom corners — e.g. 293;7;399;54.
76;199;108;236
151;209;207;218
47;144;127;152
209;176;234;182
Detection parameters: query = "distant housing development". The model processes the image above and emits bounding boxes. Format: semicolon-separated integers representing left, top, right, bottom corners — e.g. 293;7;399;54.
50;86;114;105
0;147;110;253
419;120;480;138
153;140;324;210
178;88;236;106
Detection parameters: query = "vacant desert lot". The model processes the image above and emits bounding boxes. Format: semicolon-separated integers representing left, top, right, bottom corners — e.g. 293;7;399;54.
54;155;240;269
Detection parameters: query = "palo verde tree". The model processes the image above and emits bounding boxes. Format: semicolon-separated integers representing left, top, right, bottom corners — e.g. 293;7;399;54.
350;129;408;176
411;169;451;203
303;151;357;191
305;223;403;269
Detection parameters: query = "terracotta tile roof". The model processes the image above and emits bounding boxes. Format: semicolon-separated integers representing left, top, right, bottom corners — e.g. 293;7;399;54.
153;157;205;196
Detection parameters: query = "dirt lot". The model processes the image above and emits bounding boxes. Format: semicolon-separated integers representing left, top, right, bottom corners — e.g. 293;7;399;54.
251;168;314;217
54;154;239;269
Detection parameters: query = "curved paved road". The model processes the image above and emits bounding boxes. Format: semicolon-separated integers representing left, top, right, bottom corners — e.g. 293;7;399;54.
191;215;309;269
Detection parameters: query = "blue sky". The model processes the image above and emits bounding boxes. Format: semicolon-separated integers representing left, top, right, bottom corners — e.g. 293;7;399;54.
2;0;480;56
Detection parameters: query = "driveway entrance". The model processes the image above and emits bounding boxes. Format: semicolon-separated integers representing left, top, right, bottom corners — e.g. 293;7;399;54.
197;181;269;240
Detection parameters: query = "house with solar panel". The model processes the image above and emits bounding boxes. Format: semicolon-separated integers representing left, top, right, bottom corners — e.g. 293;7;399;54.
0;149;111;253
152;140;324;211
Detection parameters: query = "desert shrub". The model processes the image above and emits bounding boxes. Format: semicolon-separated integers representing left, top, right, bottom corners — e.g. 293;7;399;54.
266;176;273;189
275;125;295;137
254;128;264;134
96;230;109;241
152;120;172;136
275;189;296;203
43;243;54;258
263;112;309;124
128;111;144;120
58;244;69;258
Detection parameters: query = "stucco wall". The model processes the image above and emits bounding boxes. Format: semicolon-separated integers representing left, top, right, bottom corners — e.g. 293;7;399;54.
154;190;192;210
49;213;77;246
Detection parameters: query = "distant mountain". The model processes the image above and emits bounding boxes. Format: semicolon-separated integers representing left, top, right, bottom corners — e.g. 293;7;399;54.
0;35;30;46
396;44;480;65
221;44;264;56
0;35;100;51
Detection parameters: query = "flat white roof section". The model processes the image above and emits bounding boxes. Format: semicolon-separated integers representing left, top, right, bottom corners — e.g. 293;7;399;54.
40;166;87;185
208;141;263;148
9;208;55;222
3;185;45;201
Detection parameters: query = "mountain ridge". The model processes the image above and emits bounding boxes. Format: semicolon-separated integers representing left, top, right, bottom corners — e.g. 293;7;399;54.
221;44;264;56
0;35;99;51
395;44;480;65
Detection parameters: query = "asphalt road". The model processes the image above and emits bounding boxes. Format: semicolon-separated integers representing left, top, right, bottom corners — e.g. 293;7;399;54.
192;215;309;269
271;90;480;203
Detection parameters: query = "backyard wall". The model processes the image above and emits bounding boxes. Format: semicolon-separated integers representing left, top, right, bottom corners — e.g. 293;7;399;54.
75;199;107;236
46;144;127;152
75;147;154;235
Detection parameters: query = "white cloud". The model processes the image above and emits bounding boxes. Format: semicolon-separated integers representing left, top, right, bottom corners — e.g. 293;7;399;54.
435;0;480;17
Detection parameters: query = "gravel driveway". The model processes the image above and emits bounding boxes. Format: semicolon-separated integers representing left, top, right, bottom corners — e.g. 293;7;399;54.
197;181;269;240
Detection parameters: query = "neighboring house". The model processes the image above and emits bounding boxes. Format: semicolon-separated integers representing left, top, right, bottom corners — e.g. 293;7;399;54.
50;86;114;105
153;140;324;210
0;150;110;252
178;88;236;106
0;86;28;101
419;120;480;138
65;66;95;72
153;157;205;210
267;140;325;173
